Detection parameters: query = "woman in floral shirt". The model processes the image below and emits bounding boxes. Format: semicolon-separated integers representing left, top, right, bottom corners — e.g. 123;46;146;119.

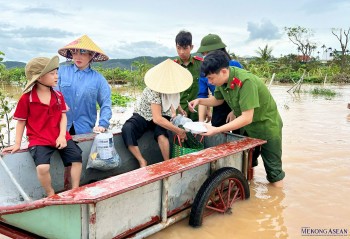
122;59;192;167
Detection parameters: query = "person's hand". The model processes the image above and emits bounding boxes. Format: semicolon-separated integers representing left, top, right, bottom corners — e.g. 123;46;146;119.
200;123;220;136
2;144;20;154
226;111;236;123
177;128;187;141
93;126;106;133
178;106;187;117
56;136;67;149
188;99;199;113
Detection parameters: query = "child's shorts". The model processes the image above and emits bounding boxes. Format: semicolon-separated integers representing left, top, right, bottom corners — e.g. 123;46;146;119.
29;140;82;167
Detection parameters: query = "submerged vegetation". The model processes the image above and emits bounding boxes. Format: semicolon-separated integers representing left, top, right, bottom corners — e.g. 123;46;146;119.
309;87;337;96
308;87;339;100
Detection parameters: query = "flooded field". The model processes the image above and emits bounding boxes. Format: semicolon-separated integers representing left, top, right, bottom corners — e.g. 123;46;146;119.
1;83;350;238
148;84;350;239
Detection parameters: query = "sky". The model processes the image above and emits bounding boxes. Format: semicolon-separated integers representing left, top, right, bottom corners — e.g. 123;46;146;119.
1;0;349;63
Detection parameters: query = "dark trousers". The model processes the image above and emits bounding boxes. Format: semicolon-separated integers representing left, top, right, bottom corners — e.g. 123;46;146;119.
211;101;232;127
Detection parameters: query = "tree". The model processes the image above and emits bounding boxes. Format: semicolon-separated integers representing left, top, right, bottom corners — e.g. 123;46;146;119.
332;28;350;72
0;51;5;70
130;58;153;89
285;26;317;62
255;44;273;62
0;51;4;61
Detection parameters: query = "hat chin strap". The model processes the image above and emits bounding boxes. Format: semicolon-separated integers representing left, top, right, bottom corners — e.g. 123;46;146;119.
37;81;52;88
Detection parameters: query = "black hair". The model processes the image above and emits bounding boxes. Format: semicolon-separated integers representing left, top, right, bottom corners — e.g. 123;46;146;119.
66;50;73;59
175;30;192;47
218;48;232;59
201;50;230;77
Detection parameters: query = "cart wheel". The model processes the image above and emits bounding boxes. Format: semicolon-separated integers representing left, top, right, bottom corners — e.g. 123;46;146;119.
189;167;250;227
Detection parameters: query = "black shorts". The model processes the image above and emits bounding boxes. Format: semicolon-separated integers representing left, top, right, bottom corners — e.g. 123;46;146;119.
29;140;82;167
122;113;169;146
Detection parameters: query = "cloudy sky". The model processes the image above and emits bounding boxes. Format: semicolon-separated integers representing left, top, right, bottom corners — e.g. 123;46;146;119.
1;0;349;62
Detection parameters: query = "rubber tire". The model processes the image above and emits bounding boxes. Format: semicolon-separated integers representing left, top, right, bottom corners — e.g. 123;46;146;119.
189;167;250;227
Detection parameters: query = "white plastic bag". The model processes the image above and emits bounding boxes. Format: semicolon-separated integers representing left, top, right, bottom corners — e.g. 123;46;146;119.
87;132;121;171
171;114;192;126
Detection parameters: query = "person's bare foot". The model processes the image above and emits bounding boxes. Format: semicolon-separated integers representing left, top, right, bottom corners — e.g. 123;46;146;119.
46;189;55;197
271;179;284;188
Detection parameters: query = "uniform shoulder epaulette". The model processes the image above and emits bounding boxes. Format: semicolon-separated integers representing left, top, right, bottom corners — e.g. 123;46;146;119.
193;56;203;61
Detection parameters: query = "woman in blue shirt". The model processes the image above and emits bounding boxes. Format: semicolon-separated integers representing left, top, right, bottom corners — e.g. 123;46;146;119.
57;35;112;135
197;34;243;127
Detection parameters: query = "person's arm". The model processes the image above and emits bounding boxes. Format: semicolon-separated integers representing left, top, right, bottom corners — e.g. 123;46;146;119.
201;109;254;136
170;105;176;119
151;104;187;140
2;120;26;153
197;77;210;98
226;111;236;123
189;96;224;111
198;77;213;122
176;105;187;116
56;113;68;149
95;76;112;132
198;105;207;122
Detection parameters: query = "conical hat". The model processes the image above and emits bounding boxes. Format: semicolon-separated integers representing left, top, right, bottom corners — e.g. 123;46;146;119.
144;59;193;94
58;35;109;62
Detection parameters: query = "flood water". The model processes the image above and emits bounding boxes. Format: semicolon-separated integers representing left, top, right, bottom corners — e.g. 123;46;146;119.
1;84;350;239
147;84;350;239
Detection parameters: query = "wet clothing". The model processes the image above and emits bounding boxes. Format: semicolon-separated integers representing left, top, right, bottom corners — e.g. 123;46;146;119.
29;140;82;167
13;86;72;148
214;67;285;183
57;64;112;134
198;60;243;127
174;56;202;121
122;87;171;146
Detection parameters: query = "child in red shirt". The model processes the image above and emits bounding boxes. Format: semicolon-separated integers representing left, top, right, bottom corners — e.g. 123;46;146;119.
2;56;82;197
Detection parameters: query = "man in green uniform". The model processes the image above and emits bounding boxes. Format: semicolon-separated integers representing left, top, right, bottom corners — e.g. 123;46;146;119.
174;30;203;121
189;50;285;187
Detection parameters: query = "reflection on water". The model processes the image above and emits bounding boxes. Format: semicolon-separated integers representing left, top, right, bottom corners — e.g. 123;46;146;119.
148;84;350;239
1;83;350;238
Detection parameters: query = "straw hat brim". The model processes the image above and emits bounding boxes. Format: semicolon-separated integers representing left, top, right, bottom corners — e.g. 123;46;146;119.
144;59;193;94
23;56;59;93
58;35;109;62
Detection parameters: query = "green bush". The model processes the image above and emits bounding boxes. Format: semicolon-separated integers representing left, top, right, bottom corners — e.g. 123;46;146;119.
111;92;135;107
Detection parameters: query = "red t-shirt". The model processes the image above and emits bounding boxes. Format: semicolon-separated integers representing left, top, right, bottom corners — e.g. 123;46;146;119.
14;86;72;147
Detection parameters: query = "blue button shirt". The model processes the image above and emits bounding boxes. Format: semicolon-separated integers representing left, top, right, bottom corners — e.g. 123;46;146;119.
57;64;112;134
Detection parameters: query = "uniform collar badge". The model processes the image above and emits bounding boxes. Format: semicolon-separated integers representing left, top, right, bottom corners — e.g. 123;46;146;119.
230;77;243;89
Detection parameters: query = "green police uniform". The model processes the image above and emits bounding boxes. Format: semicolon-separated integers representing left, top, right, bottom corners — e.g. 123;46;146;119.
214;67;285;183
174;56;203;121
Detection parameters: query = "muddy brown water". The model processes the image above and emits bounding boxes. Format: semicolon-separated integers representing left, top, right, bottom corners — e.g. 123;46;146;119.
147;84;350;239
1;84;350;238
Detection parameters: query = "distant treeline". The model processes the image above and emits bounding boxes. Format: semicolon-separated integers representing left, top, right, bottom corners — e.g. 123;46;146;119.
3;56;174;70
